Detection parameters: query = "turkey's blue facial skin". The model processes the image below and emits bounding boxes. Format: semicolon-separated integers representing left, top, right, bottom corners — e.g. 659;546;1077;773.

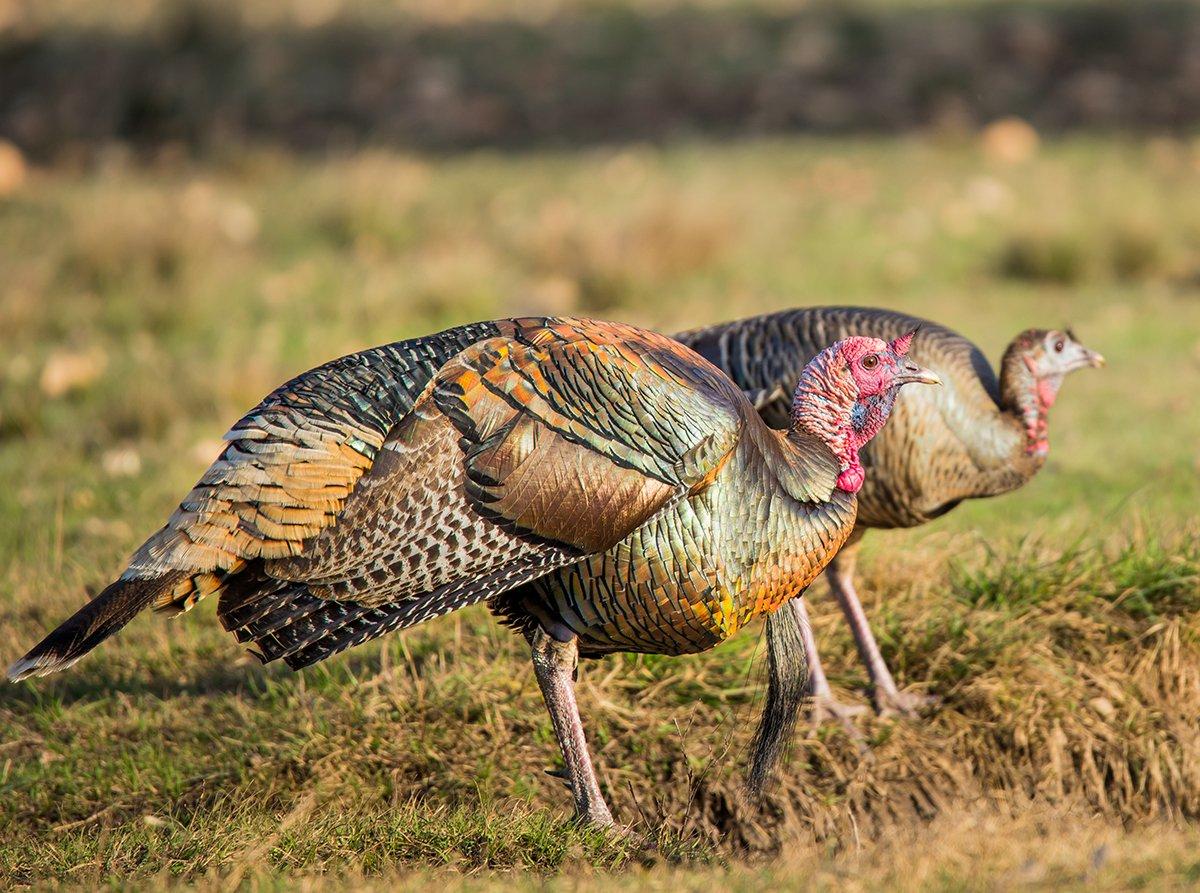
852;387;901;438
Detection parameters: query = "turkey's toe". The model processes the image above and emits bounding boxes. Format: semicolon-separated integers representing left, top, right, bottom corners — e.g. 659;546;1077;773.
874;688;939;720
808;695;868;739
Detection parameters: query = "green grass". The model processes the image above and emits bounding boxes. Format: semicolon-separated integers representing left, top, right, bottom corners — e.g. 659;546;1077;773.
2;131;1200;889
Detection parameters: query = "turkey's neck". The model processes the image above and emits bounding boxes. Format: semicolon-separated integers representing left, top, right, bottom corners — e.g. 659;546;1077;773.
998;350;1058;475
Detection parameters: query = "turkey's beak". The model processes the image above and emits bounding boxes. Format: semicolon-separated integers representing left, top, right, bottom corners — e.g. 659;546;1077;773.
895;360;941;387
1064;344;1106;372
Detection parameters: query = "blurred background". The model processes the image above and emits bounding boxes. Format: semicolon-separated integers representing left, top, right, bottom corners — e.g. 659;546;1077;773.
3;1;1200;887
2;0;1198;538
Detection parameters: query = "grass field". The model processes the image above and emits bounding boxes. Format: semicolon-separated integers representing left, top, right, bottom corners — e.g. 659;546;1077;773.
2;128;1200;890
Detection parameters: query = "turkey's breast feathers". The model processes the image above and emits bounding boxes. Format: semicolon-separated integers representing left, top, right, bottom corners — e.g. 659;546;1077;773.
520;434;854;656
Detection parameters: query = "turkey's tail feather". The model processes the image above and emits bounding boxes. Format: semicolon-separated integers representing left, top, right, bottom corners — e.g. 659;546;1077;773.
7;571;186;682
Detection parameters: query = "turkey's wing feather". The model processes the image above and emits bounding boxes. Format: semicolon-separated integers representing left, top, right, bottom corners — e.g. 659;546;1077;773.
225;319;752;665
219;554;570;669
437;319;745;547
265;319;744;600
261;397;583;608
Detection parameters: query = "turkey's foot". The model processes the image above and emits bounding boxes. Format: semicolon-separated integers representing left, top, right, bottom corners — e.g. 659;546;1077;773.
548;770;616;828
873;687;939;720
572;805;617;829
808;694;868;738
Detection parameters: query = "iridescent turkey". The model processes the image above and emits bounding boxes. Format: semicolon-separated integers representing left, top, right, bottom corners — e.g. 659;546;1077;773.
9;316;938;824
678;306;1104;724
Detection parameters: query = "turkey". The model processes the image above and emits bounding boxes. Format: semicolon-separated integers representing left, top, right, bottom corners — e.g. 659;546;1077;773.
8;316;937;825
677;306;1104;723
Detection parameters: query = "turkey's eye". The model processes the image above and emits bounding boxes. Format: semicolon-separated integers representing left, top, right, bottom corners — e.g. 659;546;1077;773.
862;355;879;370
1054;339;1065;353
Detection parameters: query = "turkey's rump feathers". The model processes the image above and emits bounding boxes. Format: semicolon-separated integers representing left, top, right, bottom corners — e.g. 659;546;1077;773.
10;318;765;678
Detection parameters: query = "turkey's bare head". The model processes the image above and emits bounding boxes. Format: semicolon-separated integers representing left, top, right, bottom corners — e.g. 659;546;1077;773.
792;332;940;493
1019;328;1105;389
1002;328;1105;457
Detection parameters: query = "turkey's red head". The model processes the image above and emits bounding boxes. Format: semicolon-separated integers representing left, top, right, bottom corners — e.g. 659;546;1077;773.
840;331;932;399
791;332;940;493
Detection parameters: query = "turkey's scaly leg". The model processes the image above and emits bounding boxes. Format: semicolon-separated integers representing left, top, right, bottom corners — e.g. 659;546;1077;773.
790;596;866;731
825;539;935;719
530;628;615;826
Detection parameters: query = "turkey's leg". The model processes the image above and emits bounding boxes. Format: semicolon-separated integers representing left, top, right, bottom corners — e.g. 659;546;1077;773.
790;597;866;731
530;628;615;827
825;537;935;719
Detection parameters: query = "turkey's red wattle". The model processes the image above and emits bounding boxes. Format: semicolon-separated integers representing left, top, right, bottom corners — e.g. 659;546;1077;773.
1020;355;1064;457
1036;378;1061;410
837;463;866;493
